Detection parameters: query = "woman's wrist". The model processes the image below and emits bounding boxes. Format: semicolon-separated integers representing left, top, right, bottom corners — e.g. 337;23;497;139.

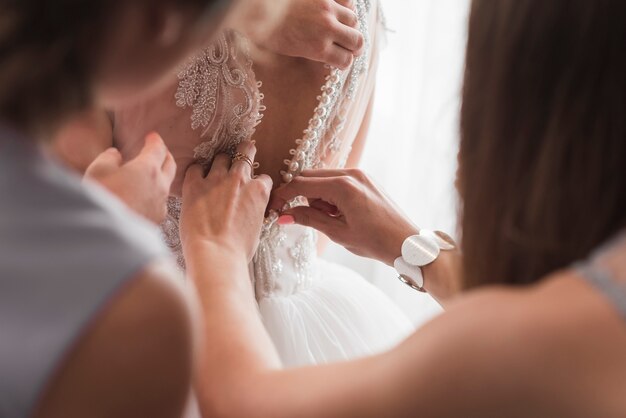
380;222;420;267
183;238;250;274
422;250;462;302
384;223;462;302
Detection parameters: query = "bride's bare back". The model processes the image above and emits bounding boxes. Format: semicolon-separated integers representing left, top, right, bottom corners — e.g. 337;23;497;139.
248;50;328;187
111;31;373;195
108;1;382;274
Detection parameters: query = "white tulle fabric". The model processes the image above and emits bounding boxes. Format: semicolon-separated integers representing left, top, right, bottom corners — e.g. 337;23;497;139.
120;0;413;372
260;259;413;366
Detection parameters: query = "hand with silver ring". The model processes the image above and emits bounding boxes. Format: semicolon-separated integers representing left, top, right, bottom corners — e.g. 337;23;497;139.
180;141;273;263
231;152;257;176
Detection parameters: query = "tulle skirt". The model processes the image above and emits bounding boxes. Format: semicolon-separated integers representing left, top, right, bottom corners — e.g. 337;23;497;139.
259;259;414;367
184;259;413;417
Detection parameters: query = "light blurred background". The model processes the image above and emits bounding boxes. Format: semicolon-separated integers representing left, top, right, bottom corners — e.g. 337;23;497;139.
324;0;471;325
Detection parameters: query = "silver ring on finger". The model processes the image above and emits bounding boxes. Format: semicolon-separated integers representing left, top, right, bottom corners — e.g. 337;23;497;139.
231;152;259;177
232;152;253;168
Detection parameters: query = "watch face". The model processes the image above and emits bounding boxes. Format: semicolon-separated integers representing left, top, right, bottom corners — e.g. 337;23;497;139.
401;234;440;266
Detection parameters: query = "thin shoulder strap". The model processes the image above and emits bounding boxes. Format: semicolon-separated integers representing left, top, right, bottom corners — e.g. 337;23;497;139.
575;231;626;320
575;263;626;320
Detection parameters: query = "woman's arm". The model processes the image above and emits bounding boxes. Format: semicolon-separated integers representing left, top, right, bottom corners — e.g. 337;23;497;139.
186;244;524;418
271;169;463;303
34;261;196;418
180;141;525;418
317;91;374;253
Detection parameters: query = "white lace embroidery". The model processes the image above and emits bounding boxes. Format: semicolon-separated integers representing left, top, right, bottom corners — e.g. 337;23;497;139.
254;211;287;296
162;197;185;269
289;230;317;288
163;30;264;269
175;31;265;165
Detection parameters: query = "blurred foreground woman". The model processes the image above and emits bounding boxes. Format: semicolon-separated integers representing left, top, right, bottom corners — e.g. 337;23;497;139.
0;1;270;417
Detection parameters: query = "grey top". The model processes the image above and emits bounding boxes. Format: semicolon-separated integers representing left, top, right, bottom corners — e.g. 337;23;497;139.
0;126;168;418
575;231;626;320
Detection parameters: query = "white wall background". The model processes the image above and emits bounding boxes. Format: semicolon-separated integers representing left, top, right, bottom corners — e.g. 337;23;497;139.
323;0;471;325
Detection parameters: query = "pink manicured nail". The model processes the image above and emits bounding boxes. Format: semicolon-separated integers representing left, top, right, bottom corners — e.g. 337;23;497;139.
278;215;295;225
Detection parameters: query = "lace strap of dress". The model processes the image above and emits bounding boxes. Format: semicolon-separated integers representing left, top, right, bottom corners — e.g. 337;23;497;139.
575;231;626;320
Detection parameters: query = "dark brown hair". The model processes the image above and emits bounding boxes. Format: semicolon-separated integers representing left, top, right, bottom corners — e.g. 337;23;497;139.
459;0;626;287
0;0;213;137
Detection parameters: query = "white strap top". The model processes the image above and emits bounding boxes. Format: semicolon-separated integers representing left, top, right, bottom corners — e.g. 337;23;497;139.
575;231;626;320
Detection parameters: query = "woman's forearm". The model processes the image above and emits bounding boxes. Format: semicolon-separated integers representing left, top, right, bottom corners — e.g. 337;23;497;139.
185;240;404;418
184;242;282;415
377;221;463;305
184;240;467;418
422;250;463;304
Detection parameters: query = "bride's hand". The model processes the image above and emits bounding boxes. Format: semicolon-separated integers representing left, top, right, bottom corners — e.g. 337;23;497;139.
85;132;176;224
270;169;419;267
179;141;273;263
256;0;364;69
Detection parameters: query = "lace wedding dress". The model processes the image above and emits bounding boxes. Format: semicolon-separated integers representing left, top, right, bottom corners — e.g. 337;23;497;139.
114;0;412;369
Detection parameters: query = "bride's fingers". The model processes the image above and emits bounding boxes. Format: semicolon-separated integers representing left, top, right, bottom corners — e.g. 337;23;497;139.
334;3;359;28
333;24;364;56
334;0;355;11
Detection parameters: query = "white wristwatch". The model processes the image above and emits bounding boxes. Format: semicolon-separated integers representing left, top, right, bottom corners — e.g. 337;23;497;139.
394;230;456;292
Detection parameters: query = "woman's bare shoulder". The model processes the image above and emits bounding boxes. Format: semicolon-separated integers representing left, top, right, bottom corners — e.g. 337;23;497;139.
384;272;626;417
34;260;196;418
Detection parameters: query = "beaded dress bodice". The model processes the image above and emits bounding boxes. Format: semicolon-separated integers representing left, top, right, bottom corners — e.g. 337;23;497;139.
117;0;380;299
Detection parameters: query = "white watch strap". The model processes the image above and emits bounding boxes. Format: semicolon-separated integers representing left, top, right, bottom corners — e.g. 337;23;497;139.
394;257;426;292
422;229;457;251
401;232;440;267
395;229;456;292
